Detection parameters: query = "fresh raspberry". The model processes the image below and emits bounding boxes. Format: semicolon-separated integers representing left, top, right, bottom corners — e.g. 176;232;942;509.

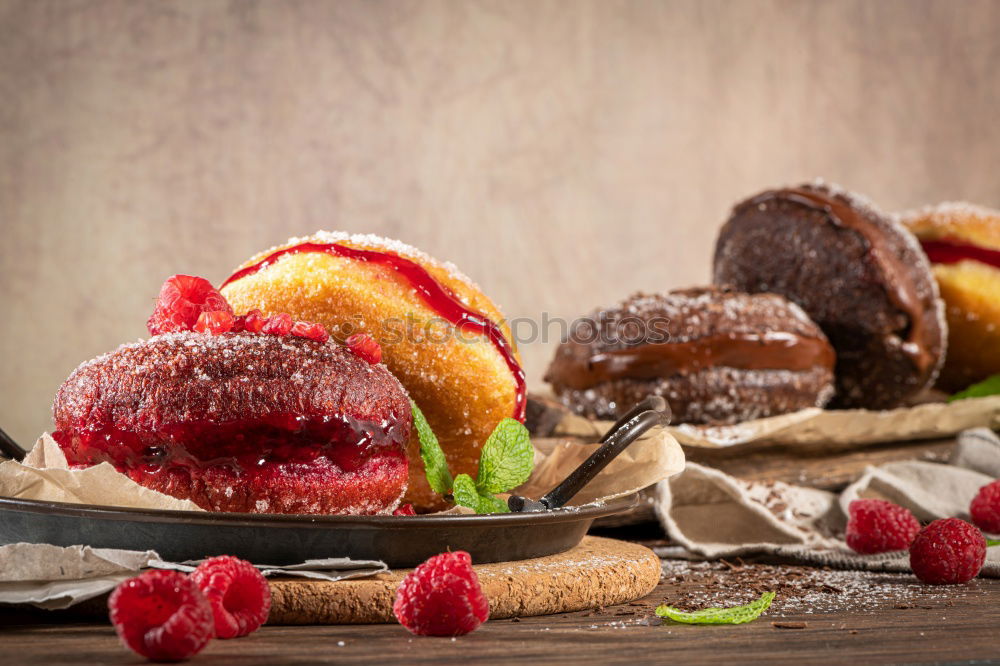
392;551;489;636
108;569;214;662
193;310;235;335
239;309;266;334
845;499;921;554
190;555;271;639
290;320;330;343
970;480;1000;534
346;333;382;365
909;518;986;584
147;275;232;336
393;503;416;516
261;312;293;336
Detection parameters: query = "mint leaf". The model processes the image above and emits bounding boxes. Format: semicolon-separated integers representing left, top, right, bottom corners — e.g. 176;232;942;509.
949;374;1000;402
476;418;534;494
452;473;480;511
452;473;510;514
987;538;1000;547
411;400;452;494
655;591;776;625
476;493;510;514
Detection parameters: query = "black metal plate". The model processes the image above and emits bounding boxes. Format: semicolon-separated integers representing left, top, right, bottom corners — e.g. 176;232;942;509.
0;495;637;567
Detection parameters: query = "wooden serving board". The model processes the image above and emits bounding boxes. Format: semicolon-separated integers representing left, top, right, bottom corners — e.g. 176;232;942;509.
266;536;660;624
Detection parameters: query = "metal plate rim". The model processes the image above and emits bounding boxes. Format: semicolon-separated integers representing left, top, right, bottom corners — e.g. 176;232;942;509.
0;494;639;530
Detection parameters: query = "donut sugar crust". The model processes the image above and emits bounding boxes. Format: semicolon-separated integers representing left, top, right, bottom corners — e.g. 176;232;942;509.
220;231;523;510
544;287;836;425
903;202;1000;391
52;332;412;515
714;181;946;410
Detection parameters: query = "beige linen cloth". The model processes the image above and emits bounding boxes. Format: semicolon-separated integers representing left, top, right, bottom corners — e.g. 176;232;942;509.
653;428;1000;577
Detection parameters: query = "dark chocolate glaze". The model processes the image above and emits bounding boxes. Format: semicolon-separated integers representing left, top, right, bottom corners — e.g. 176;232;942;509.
544;287;836;425
546;331;835;391
739;188;932;373
715;182;946;410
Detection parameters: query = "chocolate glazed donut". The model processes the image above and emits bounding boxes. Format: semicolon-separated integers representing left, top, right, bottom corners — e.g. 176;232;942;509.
714;182;946;409
544;287;836;425
52;332;412;514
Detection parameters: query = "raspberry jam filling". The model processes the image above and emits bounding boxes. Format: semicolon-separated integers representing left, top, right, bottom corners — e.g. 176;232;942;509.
921;238;1000;270
222;241;527;421
51;413;408;513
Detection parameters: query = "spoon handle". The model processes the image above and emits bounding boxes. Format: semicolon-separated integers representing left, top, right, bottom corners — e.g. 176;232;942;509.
508;397;670;512
0;426;27;461
539;409;666;509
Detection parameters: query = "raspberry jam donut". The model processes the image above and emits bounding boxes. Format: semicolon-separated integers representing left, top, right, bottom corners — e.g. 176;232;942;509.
903;202;1000;391
544;287;836;425
52;332;412;514
220;232;524;509
714;182;946;410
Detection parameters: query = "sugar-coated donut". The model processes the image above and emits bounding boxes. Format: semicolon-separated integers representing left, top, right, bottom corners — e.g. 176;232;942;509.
220;232;525;510
903;202;1000;391
53;332;412;514
714;181;946;410
544;287;836;425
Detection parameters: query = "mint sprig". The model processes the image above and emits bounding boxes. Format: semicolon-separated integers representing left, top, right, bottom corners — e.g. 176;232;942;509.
410;403;534;514
655;591;776;625
987;538;1000;548
453;473;510;514
949;374;1000;402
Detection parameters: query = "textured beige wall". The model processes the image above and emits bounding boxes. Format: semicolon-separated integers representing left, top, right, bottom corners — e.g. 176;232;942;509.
2;0;999;446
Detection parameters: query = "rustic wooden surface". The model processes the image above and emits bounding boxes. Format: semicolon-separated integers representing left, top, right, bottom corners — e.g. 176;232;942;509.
266;536;660;624
3;562;997;665
4;0;1000;447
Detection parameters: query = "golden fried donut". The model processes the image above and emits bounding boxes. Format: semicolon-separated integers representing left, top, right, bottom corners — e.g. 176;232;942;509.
903;202;1000;391
220;232;525;509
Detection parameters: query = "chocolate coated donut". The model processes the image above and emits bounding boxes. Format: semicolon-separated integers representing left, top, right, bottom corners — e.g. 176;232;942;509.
714;182;946;409
545;287;836;425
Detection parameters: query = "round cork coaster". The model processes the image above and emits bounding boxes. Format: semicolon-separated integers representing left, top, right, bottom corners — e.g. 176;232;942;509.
267;536;660;624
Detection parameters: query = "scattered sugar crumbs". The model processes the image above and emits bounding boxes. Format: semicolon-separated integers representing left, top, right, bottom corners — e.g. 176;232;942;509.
657;559;989;615
558;559;989;632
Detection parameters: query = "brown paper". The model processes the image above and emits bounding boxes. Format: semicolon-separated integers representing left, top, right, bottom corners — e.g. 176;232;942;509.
553;395;1000;450
0;429;685;513
0;434;202;511
517;427;685;505
0;543;389;609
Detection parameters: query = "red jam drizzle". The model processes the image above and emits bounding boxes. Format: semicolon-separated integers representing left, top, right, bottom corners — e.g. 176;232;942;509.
52;412;407;474
222;242;527;421
921;238;1000;270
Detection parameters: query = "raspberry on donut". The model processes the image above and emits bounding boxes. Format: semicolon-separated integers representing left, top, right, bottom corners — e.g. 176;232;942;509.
52;332;412;514
219;232;525;510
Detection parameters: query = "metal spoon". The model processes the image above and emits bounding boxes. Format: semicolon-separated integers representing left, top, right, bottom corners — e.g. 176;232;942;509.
507;396;671;512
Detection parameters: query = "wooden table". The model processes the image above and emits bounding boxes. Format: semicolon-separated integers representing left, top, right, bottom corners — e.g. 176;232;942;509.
4;558;997;665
